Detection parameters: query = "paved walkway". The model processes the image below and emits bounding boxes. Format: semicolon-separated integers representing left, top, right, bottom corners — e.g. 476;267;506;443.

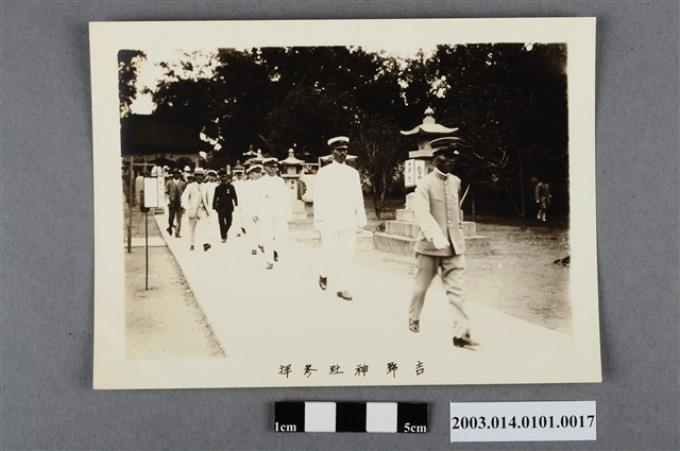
155;213;576;385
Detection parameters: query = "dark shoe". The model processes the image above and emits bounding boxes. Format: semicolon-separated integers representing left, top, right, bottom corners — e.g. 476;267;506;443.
409;318;420;333
266;262;274;270
166;227;172;234
175;233;181;238
273;250;279;262
241;227;247;234
203;243;211;252
190;245;194;251
453;335;479;349
251;249;257;256
258;245;265;253
318;276;327;291
221;239;227;243
337;291;353;301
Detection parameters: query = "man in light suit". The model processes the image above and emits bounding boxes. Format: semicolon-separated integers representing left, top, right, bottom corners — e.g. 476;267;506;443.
313;136;367;301
408;143;477;348
165;169;186;238
255;158;291;270
181;169;212;252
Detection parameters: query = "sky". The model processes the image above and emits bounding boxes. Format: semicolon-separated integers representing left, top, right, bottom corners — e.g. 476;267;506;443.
129;44;437;115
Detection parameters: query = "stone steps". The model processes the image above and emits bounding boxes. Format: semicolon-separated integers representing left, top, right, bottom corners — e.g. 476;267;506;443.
385;220;477;237
373;232;492;257
396;209;415;222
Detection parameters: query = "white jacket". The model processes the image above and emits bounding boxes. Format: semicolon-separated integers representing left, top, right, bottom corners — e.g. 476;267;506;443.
181;182;209;218
313;161;367;231
256;175;290;222
202;181;218;211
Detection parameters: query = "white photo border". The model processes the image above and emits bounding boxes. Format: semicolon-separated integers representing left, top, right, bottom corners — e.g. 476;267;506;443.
90;18;600;389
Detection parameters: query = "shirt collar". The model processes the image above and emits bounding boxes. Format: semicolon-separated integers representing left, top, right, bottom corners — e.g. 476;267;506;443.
434;168;448;180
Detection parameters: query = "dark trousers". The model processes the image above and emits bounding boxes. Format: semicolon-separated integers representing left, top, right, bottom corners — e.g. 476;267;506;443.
217;210;233;240
168;205;183;236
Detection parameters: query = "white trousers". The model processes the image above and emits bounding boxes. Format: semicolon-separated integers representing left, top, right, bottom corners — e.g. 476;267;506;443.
187;208;209;246
320;228;356;291
259;219;288;263
246;215;260;250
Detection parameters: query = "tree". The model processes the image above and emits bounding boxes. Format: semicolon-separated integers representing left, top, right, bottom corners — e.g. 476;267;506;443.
141;43;568;219
429;43;568;217
118;50;146;117
353;113;408;218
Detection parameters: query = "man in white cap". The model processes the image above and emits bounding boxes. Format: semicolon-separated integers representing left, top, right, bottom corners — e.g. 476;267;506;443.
255;157;290;270
313;136;367;301
231;165;247;237
203;169;219;240
242;164;263;255
408;142;476;348
181;168;212;251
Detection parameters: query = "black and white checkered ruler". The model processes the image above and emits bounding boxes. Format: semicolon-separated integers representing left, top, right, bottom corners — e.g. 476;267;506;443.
274;401;428;433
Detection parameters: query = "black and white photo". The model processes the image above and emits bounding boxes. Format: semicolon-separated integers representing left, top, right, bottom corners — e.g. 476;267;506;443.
90;18;600;388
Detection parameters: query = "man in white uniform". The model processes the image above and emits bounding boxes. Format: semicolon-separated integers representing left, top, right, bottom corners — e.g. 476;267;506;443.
241;164;263;255
255;158;291;270
231;167;247;237
203;169;219;241
313;136;367;301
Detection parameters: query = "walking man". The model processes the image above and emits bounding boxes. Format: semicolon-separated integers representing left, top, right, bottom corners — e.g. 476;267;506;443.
231;166;247;237
408;143;477;348
212;170;238;243
255;158;290;270
242;164;263;255
181;169;212;251
165;169;186;237
313;136;367;301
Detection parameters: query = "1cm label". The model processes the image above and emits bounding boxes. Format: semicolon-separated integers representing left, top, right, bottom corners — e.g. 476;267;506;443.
274;422;298;432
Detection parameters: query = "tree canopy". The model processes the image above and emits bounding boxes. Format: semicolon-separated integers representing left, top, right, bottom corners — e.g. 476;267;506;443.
117;50;146;117
121;43;569;217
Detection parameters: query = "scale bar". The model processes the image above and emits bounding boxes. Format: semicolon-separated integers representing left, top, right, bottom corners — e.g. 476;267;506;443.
274;401;427;433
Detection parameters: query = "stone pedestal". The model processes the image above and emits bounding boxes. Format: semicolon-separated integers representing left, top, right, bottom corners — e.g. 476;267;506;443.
373;193;491;256
291;199;307;221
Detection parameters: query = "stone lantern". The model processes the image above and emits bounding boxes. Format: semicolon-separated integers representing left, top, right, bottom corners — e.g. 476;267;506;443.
243;144;258;159
231;160;245;181
280;148;307;217
373;107;490;255
245;148;264;167
399;106;459;214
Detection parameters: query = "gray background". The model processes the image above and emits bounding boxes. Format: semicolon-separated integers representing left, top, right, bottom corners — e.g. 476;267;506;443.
1;0;678;449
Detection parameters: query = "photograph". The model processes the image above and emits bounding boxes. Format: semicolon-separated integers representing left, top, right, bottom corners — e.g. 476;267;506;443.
91;18;601;388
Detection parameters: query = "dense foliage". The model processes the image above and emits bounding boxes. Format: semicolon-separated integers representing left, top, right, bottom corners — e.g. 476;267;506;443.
123;44;568;218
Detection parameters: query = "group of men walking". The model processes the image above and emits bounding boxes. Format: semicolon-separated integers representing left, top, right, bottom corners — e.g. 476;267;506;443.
164;158;290;270
161;135;478;349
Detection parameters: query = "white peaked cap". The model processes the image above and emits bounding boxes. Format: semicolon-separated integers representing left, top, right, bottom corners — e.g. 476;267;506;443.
327;136;350;146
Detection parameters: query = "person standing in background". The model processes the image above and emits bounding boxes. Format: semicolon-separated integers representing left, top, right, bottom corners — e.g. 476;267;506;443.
535;178;552;223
